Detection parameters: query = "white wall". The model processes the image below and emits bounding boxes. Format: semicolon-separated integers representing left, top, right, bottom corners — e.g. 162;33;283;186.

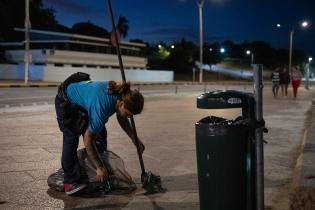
0;64;44;80
0;64;174;82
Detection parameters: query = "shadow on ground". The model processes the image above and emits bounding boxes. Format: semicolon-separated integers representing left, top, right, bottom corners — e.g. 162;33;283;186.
47;188;134;210
46;173;199;209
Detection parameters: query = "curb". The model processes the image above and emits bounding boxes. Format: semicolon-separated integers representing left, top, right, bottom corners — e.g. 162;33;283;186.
0;80;264;88
0;84;59;88
290;100;315;210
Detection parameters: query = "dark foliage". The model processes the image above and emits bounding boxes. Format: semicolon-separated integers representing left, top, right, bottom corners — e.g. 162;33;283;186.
0;1;308;73
117;16;129;39
0;0;58;41
71;21;110;38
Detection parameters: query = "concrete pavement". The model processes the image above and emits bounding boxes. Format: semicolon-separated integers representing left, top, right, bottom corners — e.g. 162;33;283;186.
0;84;314;209
290;99;315;210
0;79;261;88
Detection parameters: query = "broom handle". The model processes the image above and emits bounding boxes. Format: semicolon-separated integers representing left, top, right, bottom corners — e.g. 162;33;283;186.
107;0;126;82
130;117;146;175
106;0;146;176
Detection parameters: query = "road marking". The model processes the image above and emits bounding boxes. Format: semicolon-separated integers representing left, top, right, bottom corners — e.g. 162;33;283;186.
0;96;54;101
0;101;53;109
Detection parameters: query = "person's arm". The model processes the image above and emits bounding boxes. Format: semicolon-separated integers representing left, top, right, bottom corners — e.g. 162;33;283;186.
83;129;108;182
116;113;145;153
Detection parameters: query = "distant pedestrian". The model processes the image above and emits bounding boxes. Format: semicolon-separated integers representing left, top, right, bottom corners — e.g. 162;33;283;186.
291;66;302;99
271;68;280;97
279;67;290;97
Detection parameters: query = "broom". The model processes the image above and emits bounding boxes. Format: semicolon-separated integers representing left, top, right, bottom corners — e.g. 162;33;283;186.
106;0;165;194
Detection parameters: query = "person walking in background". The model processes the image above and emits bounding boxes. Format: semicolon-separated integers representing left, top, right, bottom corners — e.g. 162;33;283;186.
279;67;290;97
271;67;280;97
291;66;302;99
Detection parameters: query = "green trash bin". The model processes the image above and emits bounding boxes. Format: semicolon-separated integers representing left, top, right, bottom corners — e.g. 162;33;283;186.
195;90;255;210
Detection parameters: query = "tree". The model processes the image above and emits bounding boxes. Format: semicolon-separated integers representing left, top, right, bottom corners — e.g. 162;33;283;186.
250;41;274;67
273;48;288;67
30;0;58;30
129;39;146;44
0;0;60;41
163;39;197;73
203;42;222;65
71;21;110;38
292;49;307;67
117;16;129;39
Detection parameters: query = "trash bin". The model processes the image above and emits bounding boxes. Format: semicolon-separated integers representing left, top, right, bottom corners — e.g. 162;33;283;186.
195;90;255;210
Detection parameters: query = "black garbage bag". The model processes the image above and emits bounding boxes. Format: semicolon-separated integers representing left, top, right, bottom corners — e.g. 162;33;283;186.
47;149;136;196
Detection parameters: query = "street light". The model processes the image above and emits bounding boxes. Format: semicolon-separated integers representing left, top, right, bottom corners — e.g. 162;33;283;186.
277;20;309;76
246;50;254;66
197;0;204;83
24;0;31;84
301;21;309;27
305;56;313;89
220;47;225;53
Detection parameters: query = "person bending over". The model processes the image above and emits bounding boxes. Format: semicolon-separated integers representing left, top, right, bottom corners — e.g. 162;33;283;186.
55;78;144;195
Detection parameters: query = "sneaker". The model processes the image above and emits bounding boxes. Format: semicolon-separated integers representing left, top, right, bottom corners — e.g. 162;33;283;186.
64;183;87;195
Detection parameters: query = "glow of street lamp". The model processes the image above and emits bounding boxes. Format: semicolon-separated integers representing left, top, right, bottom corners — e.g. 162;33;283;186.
171;45;175;49
246;50;251;55
276;23;281;28
158;44;162;49
209;48;213;52
301;21;309;28
309;57;313;62
220;48;225;53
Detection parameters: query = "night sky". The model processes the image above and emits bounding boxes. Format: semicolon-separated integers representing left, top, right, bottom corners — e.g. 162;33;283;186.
43;0;315;55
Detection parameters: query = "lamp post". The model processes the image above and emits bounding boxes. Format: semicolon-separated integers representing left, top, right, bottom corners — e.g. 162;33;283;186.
277;21;309;76
305;56;312;89
216;48;225;80
24;0;31;84
197;0;204;83
288;29;293;77
246;50;254;66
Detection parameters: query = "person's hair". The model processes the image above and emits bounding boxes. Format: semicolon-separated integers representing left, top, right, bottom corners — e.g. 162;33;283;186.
108;80;144;115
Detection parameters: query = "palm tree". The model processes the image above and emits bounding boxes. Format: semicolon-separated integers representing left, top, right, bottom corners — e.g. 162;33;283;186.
117;16;129;39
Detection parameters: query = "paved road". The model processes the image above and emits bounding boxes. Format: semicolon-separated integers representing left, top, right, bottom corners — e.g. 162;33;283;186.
0;85;313;209
0;84;252;107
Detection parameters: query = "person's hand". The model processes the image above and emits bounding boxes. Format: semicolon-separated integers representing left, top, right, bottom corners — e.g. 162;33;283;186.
96;167;108;182
136;138;145;154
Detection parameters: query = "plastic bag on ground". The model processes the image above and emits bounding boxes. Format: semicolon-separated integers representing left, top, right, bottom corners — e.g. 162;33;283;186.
47;149;136;196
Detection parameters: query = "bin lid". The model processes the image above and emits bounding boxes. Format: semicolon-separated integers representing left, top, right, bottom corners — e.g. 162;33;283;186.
197;90;253;109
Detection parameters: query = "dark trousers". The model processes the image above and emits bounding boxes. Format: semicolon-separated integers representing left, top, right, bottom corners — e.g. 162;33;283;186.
272;84;279;97
55;95;107;184
280;83;289;96
292;80;300;98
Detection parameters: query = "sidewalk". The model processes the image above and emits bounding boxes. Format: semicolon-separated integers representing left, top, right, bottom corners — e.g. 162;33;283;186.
0;86;314;209
290;99;315;210
0;80;60;88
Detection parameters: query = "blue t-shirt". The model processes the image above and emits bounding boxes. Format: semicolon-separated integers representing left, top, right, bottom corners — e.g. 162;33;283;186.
66;81;118;134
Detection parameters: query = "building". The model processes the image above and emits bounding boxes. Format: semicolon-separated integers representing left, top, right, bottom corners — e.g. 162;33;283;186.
0;28;173;82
